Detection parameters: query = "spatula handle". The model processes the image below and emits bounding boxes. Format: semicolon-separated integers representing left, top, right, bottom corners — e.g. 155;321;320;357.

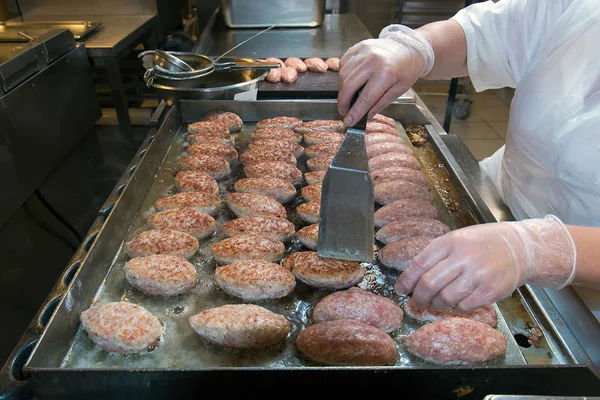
349;85;369;131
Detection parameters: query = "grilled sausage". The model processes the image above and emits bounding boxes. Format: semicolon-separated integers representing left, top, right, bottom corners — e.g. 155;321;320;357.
124;255;196;296
244;161;303;185
255;117;303;130
234;177;297;203
200;111;243;133
251;127;303;143
124;229;199;259
325;57;340;72
296;223;319;250
304;57;328;73
303;131;345;146
370;166;429;187
222;216;295;242
281;66;298;84
374;199;438;228
282;251;364;289
369;152;420;171
249;138;304;158
370;114;396;128
175;171;219;195
376;218;450;244
301;183;322;202
379;236;431;271
284;57;307;72
154;192;221;216
365;133;405;146
294;120;346;133
178;155;230;180
304;170;327;185
187;142;238;163
307;155;334;171
226;192;287;219
297;199;320;224
402;298;497;327
211;234;285;265
148;208;216;239
305;141;342;159
366;142;412;159
374;180;433;204
366;122;398;135
239;147;297;166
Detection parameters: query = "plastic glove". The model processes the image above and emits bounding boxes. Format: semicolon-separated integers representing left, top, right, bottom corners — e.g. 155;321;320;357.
338;24;435;126
394;215;576;313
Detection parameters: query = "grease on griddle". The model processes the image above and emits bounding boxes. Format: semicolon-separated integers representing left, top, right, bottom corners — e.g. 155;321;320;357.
405;124;427;147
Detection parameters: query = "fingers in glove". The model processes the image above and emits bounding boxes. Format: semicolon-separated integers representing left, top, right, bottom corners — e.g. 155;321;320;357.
429;274;473;311
410;258;462;308
343;69;401;126
394;237;451;295
337;57;370;117
369;82;412;117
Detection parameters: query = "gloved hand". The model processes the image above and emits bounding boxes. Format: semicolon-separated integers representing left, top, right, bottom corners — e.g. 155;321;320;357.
338;24;435;126
394;215;576;313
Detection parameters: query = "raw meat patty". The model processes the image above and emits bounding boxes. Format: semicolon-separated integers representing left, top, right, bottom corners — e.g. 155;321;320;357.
301;183;322;202
304;170;327;185
374;199;438;228
294;120;346;133
211;233;285;265
281;66;298;84
175;171;219;195
374;180;433;204
200;111;243;133
370;166;429;187
251;127;303;143
376;218;450;244
370;114;396;128
307;155;334;171
249;138;304;158
365;133;404;146
297;199;320;224
266;67;281;83
189;304;290;349
244;161;303;185
379;236;431;271
148;208;216;239
234;177;297;203
366;142;412;159
297;319;397;366
178;155;230;180
255;117;303;130
154;192;221;216
366;122;398;135
304;57;328;73
124;255;196;296
125;229;199;259
369;152;420;171
305;141;342;159
226;192;287;218
312;287;403;332
402;298;497;327
284;57;307;72
187;142;238;163
296;223;319;250
214;259;296;301
404;317;506;365
239;147;297;166
80;302;162;353
264;57;285;67
222;216;295;242
303;131;345;146
187;121;229;136
325;57;340;72
282;251;364;289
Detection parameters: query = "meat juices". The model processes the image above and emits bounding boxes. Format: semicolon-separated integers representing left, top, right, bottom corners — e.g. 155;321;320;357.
303;131;345;146
178;155;230;180
284;57;307;72
211;234;285;265
234;177;297;203
154;192;222;216
124;255;197;296
366;141;412;158
214;259;296;301
304;170;327;185
251;127;303;143
296;319;398;366
189;304;290;349
374;180;433;204
402;298;498;327
222;216;295;242
244;161;303;185
187;121;229;136
325;57;340;72
369;152;421;171
304;141;342;159
226;192;287;219
297;199;321;224
304;57;328;73
365;122;399;136
376;218;450;244
239;147;297;166
255;116;303;130
148;208;217;239
370;114;396;128
370;166;429;187
282;251;365;289
80;302;163;353
312;287;403;332
249;138;304;158
124;229;199;259
175;171;219;195
307;155;334;171
379;236;431;271
296;223;319;250
374;199;438;228
403;317;506;365
187;142;238;163
200;111;243;133
301;183;322;202
294;120;346;133
281;66;298;84
365;133;405;146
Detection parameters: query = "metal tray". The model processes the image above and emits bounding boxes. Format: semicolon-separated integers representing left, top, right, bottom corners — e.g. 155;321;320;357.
0;21;102;42
219;0;325;28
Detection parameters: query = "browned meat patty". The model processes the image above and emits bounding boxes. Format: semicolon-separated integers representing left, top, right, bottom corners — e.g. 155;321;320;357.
304;170;327;185
226;192;287;219
296;223;319;250
281;66;298;84
379;236;431;271
178;155;230;180
186;132;233;145
376;218;450;244
365;122;398;135
234;177;297;203
249;138;304;158
325;57;340;72
307;155;334;171
402;298;497;327
80;302;163;353
305;141;342;159
189;304;290;349
255;117;303;130
154;192;221;216
175;171;219;195
148;208;216;239
187;120;229;136
222;216;295;242
374;180;433;204
374;199;438;228
303;131;345;146
282;251;364;289
124;255;197;296
301;183;322;202
364;133;404;146
214;259;296;301
251;127;303;143
369;152;420;171
124;229;199;259
367;142;412;159
294;120;346;133
404;317;506;365
244;161;303;185
297;199;321;224
211;233;285;265
239;147;297;166
370;114;396;128
304;57;328;73
312;287;403;332
296;319;398;366
370;166;429;187
284;57;307;72
200;111;243;133
187;142;238;163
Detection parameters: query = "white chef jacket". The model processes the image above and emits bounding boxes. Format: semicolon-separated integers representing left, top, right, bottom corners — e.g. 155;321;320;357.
452;0;600;318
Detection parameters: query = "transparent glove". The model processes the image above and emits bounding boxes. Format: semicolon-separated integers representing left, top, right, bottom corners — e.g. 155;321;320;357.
338;24;435;126
394;215;576;313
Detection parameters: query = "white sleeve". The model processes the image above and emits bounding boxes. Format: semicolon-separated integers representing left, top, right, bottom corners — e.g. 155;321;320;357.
451;0;570;91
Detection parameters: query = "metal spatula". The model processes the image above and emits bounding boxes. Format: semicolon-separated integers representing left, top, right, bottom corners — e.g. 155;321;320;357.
317;89;374;262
